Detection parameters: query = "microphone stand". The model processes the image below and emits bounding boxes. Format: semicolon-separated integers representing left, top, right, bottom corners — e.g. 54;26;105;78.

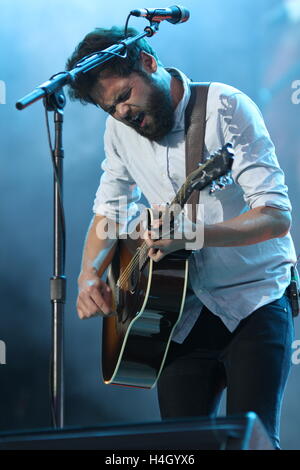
15;21;160;430
45;89;66;429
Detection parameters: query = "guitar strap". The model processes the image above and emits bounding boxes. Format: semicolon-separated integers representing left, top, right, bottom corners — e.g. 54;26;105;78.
185;82;210;223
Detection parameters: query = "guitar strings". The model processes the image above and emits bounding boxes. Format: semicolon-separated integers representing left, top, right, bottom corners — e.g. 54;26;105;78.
117;178;190;289
116;169;202;289
117;177;193;289
117;180;188;288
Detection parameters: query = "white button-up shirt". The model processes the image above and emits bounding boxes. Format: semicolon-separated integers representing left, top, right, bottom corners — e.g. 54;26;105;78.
93;68;296;343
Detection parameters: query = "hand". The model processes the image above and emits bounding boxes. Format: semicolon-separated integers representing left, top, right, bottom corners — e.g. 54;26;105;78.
143;229;186;262
77;272;115;320
143;204;201;262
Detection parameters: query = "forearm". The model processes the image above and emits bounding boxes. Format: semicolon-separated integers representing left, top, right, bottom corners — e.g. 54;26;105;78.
139;206;292;263
203;206;291;247
79;214;119;279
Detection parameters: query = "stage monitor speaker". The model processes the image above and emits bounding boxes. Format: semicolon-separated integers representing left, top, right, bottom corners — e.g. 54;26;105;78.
0;412;274;450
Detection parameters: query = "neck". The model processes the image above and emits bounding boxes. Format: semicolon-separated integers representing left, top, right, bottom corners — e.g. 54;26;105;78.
152;66;184;109
170;75;184;109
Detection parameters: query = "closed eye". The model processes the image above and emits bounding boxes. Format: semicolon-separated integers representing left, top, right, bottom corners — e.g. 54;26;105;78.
105;88;132;115
118;88;132;103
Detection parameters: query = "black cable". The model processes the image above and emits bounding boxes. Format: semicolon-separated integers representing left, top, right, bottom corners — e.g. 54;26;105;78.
44;106;66;272
73;13;135;74
124;12;132;38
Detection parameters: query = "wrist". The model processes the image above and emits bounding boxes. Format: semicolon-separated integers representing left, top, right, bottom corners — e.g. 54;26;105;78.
78;268;99;284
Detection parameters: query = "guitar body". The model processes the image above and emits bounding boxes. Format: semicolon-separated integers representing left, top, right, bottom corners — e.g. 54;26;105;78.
101;144;234;389
102;213;189;389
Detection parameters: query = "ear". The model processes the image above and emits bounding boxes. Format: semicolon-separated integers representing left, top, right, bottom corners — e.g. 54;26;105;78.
140;51;158;74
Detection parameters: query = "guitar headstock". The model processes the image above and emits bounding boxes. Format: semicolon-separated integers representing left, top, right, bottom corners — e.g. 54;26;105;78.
189;143;234;193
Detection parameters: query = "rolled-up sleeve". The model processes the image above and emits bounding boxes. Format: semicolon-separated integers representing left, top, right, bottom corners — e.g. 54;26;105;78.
93;117;141;224
224;91;292;212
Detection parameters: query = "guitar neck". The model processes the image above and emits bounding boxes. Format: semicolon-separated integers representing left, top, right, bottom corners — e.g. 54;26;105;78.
134;173;198;273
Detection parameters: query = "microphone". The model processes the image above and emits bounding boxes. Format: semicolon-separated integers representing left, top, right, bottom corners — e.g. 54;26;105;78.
130;5;190;24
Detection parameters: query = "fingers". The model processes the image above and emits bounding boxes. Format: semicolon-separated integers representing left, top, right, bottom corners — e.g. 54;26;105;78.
143;231;166;262
77;281;113;319
89;283;111;314
148;247;165;262
143;229;186;261
143;229;159;241
77;293;99;320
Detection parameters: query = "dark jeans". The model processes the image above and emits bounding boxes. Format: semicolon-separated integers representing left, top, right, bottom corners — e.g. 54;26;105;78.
157;294;294;449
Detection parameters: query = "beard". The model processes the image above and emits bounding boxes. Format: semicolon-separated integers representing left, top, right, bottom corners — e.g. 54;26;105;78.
124;75;175;142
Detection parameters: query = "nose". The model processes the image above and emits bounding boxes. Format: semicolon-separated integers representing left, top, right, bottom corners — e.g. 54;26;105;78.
114;102;131;120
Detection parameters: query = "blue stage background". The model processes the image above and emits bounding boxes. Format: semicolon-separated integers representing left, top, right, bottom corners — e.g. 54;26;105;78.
0;0;299;449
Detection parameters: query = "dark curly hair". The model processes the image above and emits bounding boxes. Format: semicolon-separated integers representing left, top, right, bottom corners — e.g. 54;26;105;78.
66;26;162;105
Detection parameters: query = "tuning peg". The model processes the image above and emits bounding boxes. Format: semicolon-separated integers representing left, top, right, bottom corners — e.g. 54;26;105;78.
219;175;228;186
225;172;233;184
209;174;233;193
209;181;220;193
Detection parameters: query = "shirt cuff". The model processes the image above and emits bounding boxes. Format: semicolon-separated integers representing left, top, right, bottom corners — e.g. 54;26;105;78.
248;194;292;212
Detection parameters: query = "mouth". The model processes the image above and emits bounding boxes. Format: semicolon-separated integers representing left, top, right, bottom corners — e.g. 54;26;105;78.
128;111;146;128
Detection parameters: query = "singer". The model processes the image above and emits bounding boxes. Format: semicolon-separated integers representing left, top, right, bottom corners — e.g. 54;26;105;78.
66;25;296;450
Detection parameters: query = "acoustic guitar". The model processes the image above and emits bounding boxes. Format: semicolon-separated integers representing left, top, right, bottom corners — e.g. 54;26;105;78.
102;143;234;389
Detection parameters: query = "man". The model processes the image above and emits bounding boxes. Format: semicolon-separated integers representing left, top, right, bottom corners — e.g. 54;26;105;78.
66;26;296;449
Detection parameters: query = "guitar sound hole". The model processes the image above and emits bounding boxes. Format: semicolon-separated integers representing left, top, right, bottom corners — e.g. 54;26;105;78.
130;269;139;293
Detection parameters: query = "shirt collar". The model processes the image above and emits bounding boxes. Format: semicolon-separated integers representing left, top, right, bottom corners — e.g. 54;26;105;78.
165;67;191;132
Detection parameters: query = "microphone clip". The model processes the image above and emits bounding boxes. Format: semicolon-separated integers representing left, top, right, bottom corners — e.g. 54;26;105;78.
144;21;161;37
